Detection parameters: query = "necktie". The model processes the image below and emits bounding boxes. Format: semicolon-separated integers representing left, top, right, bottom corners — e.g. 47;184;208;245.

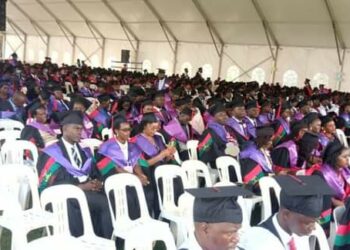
71;146;81;168
288;237;297;250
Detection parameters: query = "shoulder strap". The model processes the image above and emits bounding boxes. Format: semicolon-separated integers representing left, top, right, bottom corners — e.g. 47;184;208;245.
259;216;284;246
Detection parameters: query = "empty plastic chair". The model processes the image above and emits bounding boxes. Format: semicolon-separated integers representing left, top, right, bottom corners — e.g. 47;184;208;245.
0;129;21;143
0;119;24;131
40;184;115;250
155;165;189;247
0;165;54;250
182;160;213;188
104;173;176;250
186;140;199;160
216;156;242;183
101;128;113;140
1;140;39;169
259;176;281;221
309;222;330;250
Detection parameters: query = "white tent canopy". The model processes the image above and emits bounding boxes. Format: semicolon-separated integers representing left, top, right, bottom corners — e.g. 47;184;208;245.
3;0;350;90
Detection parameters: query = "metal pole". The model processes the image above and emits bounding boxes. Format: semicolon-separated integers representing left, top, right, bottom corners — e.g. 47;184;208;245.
72;37;76;65
233;56;273;82
338;49;346;91
101;38;106;67
173;42;178;74
46;36;50;57
218;44;224;78
271;47;279;83
23;35;27;62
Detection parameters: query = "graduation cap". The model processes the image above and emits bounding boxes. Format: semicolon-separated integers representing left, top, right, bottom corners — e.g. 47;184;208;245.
186;186;253;224
153;90;166;99
289;120;308;138
175;97;191;107
319;94;330;102
51;85;63;92
226;98;244;109
321;116;333;127
260;99;271;107
158;68;165;74
297;99;309;109
245;100;259;110
27;101;45;117
208;103;226;116
197;86;206;94
280;101;292;112
129;87;146;97
111;114;128;130
59;111;84;126
256;125;274;138
141;112;159;123
275;175;335;218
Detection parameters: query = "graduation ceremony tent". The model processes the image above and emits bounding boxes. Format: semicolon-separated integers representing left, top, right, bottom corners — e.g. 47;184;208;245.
3;0;350;91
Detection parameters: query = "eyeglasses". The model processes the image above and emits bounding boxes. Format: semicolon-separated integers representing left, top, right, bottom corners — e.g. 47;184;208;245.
120;128;132;132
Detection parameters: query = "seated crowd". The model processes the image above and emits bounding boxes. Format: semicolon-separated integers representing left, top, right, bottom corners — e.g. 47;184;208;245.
2;53;350;249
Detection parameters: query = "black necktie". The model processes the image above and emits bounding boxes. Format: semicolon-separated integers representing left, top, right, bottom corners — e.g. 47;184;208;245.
71;146;81;168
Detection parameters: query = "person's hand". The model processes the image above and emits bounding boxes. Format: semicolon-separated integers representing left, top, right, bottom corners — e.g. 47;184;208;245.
78;181;96;191
167;146;176;155
161;147;175;158
91;179;103;191
277;170;289;176
137;174;150;186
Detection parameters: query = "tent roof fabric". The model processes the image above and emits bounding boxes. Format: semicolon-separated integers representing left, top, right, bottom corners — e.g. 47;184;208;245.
5;0;350;48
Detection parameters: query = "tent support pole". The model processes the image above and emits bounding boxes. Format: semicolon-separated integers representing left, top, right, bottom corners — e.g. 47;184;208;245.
218;44;224;78
233;56;272;82
271;46;279;83
46;36;50;57
101;39;106;67
72;37;76;65
338;49;346;91
23;35;27;61
173;41;178;74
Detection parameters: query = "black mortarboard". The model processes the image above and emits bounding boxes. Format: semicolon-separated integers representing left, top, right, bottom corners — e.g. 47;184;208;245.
245;100;259;110
256;125;274;138
59;111;84;126
158;68;165;74
320;94;330;102
275;175;335;218
129;87;146;97
180;107;192;117
97;94;111;103
303;113;320;126
298;132;319;151
186;186;253;224
289;120;308;138
321;116;333;127
70;96;91;110
27;101;45;117
226;98;244;109
111;114;128;129
141;99;153;107
197;86;206;94
175;97;191;107
281;101;292;112
260;99;271;107
153;90;165;99
51;85;62;92
208;103;226;116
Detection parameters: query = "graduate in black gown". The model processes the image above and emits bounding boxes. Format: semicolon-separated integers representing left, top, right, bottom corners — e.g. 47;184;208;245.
95;115;154;218
37;111;113;238
20;103;58;149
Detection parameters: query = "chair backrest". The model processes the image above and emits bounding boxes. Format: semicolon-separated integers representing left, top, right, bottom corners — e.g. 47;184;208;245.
186;140;199;160
0;119;24;131
65;82;74;94
336;129;349;148
40;184;96;237
1;140;39;172
181;160;213;188
259;176;281;221
0;129;21;142
155;165;188;212
216;156;242;183
333;205;346;231
104;173;151;228
309;222;330;250
0;165;40;212
101;128;113;140
79;138;102;156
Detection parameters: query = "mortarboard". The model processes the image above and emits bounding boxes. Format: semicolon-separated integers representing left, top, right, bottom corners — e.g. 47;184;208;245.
275;175;335;218
175;97;191;107
298;132;319;151
158;68;165;74
260;99;271;107
323;141;344;162
289;120;308;138
320;94;330;102
111;114;128;129
256;125;274;138
186;186;253;224
297;99;309;109
281;101;292;112
208;103;226;116
141;112;158;123
59;111;84;126
27;101;45;117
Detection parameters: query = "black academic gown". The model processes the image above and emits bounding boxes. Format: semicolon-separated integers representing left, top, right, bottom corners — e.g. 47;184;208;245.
36;139;113;238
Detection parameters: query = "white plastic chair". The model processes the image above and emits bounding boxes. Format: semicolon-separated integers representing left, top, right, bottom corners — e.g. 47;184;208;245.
22;235;94;250
65;82;74;94
104;173;176;250
77;81;84;90
1;140;39;170
336;129;349;148
79;138;102;156
40;185;115;250
259;176;281;221
309;222;330;250
333;205;346;231
186;140;199;160
101;127;113;140
181;160;213;188
0;165;54;250
155;165;189;247
216;156;242;183
0;119;24;131
0;129;21;142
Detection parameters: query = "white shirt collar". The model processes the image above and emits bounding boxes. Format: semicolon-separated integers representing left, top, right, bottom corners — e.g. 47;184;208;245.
272;213;293;248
